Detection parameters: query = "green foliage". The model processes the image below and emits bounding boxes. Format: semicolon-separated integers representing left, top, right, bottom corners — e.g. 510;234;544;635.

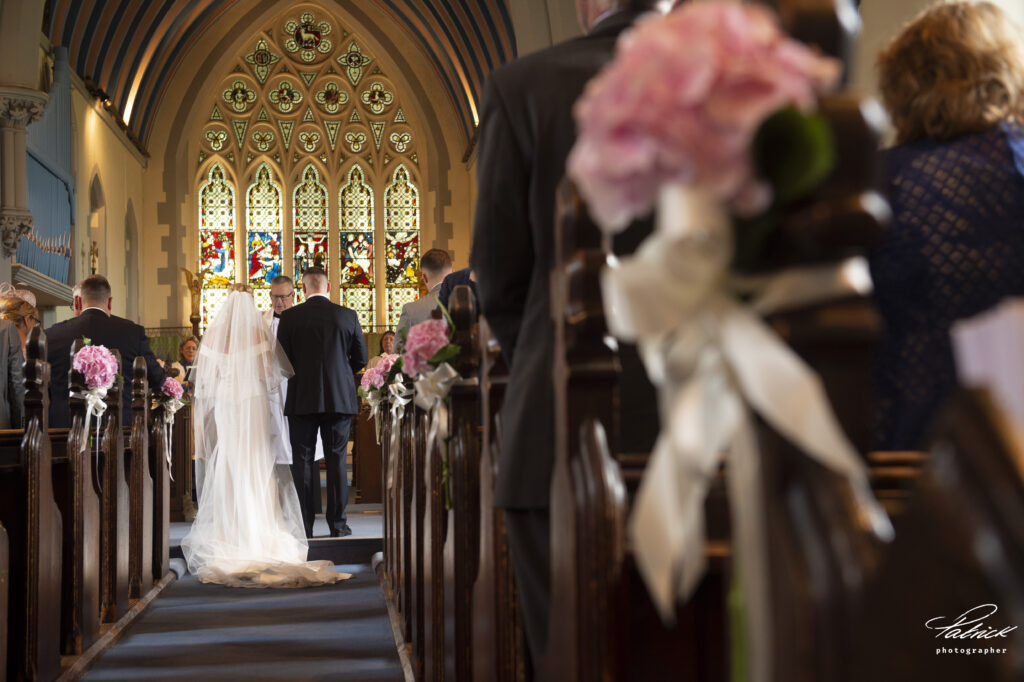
753;107;835;205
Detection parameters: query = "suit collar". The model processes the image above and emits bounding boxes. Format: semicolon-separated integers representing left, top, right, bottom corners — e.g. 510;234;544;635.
81;308;109;319
589;7;647;38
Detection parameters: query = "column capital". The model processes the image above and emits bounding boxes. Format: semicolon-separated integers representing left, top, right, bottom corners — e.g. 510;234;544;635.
0;86;48;127
0;211;33;257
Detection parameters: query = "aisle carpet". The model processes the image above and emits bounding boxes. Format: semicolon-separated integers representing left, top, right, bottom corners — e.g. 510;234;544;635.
81;562;403;681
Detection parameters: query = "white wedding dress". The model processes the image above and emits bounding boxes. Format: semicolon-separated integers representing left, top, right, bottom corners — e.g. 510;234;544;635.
181;290;349;587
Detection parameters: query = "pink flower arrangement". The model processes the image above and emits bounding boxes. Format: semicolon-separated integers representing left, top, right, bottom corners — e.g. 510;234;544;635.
161;377;185;400
360;353;401;392
72;344;118;390
402;319;450;377
567;1;841;233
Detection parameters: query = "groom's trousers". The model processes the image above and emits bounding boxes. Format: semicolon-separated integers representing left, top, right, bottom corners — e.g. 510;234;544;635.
288;413;353;537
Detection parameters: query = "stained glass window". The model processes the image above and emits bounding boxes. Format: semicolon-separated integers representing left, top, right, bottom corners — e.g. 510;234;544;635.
246;164;283;302
293;164;328;292
199;163;236;333
385;164;419;328
339;164;375;328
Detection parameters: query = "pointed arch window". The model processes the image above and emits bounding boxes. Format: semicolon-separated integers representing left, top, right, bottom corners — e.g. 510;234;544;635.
384;164;420;329
195;7;426;333
339;163;375;328
198;163;236;333
246;163;283;311
293;164;328;302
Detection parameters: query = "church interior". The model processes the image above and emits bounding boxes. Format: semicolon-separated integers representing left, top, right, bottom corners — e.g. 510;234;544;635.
3;0;1024;680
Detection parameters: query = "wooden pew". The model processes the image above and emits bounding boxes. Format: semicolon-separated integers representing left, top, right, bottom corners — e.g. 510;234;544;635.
168;402;195;522
150;403;172;583
471;319;528;682
542;183;730;682
854;389;1024;682
0;327;62;682
1;521;9;680
99;351;130;623
126;357;153;599
50;339;101;656
353;402;383;503
442;287;481;681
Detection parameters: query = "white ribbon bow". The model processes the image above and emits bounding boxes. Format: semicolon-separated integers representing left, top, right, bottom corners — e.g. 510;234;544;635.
72;386;109;453
387;375;413;488
414;363;461;461
366;391;385;445
159;397;188;481
603;185;893;681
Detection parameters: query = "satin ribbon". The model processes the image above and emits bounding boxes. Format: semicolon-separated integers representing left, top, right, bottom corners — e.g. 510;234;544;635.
366;391;384;445
72;387;109;454
157;397;188;482
414;363;460;464
387;376;413;488
603;185;893;681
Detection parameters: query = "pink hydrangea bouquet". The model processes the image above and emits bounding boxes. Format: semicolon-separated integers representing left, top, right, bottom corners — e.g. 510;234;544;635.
567;1;841;238
402;317;458;378
72;343;119;391
161;377;185;400
358;353;400;397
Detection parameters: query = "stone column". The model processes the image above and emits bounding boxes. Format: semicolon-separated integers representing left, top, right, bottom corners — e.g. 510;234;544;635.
0;86;48;271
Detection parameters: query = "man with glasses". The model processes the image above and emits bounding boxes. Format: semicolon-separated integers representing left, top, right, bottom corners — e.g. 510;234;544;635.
265;274;325;514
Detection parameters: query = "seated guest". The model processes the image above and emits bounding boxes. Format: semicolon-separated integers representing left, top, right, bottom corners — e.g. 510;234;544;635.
46;275;167;428
0;318;24;428
437;267;477;311
871;0;1024;449
395;249;452;350
169;336;199;387
0;284;40;351
366;330;395;369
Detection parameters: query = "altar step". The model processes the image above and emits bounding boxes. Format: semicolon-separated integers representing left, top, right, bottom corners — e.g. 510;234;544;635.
170;504;384;567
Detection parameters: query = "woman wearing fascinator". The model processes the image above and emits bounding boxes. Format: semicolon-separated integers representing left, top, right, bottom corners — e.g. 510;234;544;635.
0;282;39;352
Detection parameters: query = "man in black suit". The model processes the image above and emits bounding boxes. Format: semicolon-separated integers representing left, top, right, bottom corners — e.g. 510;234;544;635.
46;275;167;428
277;266;367;538
469;0;662;665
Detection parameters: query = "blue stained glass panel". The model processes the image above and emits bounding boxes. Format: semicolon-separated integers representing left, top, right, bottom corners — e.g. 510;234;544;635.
340;232;373;285
248;230;283;286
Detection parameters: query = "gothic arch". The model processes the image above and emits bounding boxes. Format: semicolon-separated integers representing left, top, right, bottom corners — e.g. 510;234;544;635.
192;4;430;330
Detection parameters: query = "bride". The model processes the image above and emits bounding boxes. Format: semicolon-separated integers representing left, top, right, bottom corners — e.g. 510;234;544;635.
181;284;349;587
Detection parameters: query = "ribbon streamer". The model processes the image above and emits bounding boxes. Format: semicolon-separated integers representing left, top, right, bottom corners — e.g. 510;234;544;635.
602;184;894;682
72;387;109;456
414;363;460;464
366;391;384;445
387;376;413;488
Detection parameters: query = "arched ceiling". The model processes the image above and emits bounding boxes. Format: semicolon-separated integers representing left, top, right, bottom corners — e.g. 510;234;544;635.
45;0;516;151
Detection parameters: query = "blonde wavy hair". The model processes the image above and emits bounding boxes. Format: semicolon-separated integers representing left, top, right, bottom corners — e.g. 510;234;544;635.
878;1;1024;144
0;297;39;329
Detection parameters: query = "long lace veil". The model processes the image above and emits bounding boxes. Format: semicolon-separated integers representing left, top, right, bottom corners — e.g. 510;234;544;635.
182;290;345;586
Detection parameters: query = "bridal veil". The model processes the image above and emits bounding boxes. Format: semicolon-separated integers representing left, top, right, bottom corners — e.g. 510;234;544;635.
181;289;348;587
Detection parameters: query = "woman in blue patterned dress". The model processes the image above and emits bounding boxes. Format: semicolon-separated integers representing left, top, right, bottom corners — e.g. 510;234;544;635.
871;1;1024;449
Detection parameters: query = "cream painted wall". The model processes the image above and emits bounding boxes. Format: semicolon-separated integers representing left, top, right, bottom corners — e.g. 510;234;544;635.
68;84;146;322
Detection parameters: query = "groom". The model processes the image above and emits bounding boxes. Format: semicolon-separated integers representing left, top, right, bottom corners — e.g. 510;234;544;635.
277;266;367;537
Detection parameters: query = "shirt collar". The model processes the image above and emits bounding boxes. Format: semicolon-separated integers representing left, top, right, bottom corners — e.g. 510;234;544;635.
306;292;329;300
82;306;110;317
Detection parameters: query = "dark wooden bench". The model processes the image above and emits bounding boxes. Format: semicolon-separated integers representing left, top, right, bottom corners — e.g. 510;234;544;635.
0;328;62;682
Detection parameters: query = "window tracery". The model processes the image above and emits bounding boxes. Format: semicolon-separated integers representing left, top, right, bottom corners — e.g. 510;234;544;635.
196;5;424;333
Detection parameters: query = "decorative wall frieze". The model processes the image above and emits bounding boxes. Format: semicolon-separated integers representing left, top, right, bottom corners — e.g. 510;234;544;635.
0;87;48;128
1;212;34;257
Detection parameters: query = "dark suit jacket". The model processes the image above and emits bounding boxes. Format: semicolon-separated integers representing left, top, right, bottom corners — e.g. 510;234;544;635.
46;308;167;428
277;294;367;416
438;267;477;311
470;9;658;509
